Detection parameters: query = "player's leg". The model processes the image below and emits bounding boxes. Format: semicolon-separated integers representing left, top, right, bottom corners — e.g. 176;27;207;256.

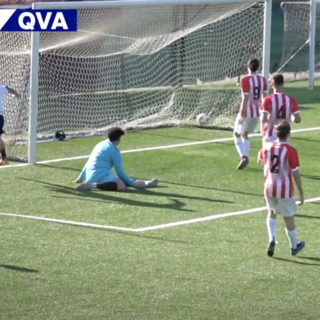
76;173;126;191
132;179;158;189
241;117;258;159
280;198;305;255
233;115;247;169
77;173;158;191
0;115;7;165
265;196;278;257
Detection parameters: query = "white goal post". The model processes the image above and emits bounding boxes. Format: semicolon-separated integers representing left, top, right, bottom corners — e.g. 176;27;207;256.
279;0;320;89
0;0;272;164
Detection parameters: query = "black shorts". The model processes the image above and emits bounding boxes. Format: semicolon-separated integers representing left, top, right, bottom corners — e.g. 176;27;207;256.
0;115;4;135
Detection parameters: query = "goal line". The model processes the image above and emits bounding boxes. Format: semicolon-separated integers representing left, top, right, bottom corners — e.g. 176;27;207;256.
0;125;319;170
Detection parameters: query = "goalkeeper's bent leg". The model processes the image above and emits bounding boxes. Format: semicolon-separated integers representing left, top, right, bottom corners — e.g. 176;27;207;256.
76;177;126;191
132;179;158;189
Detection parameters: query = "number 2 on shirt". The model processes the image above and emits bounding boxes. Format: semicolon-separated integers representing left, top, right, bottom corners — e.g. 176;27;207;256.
271;155;279;173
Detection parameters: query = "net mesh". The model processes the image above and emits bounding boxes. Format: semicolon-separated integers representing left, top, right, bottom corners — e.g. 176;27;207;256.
279;2;320;81
0;2;265;161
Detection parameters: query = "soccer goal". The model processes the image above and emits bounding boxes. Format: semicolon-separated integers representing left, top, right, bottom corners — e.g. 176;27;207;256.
0;0;272;163
278;0;320;89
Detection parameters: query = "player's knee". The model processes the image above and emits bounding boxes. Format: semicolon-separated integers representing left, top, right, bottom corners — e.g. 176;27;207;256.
242;132;249;139
268;211;277;219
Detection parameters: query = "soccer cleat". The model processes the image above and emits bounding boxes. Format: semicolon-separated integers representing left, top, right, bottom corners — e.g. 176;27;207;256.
291;241;305;256
237;156;249;170
146;179;158;188
76;182;92;191
267;240;276;257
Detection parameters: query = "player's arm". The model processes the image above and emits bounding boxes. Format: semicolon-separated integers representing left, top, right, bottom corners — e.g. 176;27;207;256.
240;78;250;118
289;148;304;204
111;150;135;187
259;96;269;133
257;147;266;165
291;98;301;123
4;86;20;98
262;77;268;98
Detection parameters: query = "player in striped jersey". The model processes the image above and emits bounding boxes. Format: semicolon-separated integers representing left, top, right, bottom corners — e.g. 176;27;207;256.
260;74;301;146
234;59;268;169
258;120;305;257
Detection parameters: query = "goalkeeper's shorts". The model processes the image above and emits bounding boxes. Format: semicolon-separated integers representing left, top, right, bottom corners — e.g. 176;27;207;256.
85;170;118;183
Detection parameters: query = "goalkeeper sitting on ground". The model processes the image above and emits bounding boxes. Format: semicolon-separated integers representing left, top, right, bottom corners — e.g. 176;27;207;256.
75;127;158;191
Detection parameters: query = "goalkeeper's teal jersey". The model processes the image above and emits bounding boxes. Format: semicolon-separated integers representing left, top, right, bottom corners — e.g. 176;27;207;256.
78;140;134;186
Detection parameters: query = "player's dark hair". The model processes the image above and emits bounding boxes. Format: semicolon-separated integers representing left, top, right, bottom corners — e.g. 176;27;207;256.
275;120;291;140
248;59;259;72
108;127;125;142
272;74;284;86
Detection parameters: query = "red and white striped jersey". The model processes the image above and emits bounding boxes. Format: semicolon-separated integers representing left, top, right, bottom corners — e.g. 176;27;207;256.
260;93;299;139
241;74;268;118
258;141;300;198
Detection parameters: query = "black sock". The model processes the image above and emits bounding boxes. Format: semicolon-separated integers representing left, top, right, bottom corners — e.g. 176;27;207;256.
1;149;6;159
96;182;118;191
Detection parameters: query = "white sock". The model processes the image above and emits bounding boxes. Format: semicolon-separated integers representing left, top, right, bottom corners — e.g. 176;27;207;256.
90;183;97;189
286;228;298;249
234;138;245;158
243;139;250;157
267;218;276;242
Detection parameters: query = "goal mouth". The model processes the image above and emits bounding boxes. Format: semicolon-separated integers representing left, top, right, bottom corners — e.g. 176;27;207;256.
0;0;269;162
278;1;320;88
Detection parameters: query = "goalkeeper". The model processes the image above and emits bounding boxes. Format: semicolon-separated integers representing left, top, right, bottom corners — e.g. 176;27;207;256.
75;127;158;191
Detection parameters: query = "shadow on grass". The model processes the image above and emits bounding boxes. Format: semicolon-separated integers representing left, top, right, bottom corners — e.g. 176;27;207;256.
20;178;233;207
292;137;320;144
296;213;320;219
298;257;320;262
300;174;320;181
143;178;263;198
273;257;320;266
0;264;38;272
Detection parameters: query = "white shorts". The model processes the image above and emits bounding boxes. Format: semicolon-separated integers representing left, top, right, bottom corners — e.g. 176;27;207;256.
265;196;297;217
234;115;258;135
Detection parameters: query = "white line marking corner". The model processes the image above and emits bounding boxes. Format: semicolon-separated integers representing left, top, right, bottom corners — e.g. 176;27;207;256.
1;197;319;233
134;196;320;232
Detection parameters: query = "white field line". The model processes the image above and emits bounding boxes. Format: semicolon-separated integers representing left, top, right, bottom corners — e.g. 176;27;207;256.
0;212;135;232
2;197;320;233
134;197;320;232
1;126;320;170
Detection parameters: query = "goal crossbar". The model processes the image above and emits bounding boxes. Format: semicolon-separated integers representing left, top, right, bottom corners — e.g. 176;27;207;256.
34;0;270;10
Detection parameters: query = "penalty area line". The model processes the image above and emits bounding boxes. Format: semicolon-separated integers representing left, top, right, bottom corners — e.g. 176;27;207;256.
134;196;320;232
0;212;135;233
2;197;320;233
1;125;320;170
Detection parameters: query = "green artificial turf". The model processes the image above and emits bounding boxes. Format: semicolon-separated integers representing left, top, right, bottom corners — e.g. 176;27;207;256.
1;82;320;320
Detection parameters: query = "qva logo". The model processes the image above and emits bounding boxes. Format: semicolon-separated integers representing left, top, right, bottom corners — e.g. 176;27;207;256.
0;9;78;32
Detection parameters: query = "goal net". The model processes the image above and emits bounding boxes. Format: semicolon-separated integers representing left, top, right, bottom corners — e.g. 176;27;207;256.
278;2;320;84
0;1;266;162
